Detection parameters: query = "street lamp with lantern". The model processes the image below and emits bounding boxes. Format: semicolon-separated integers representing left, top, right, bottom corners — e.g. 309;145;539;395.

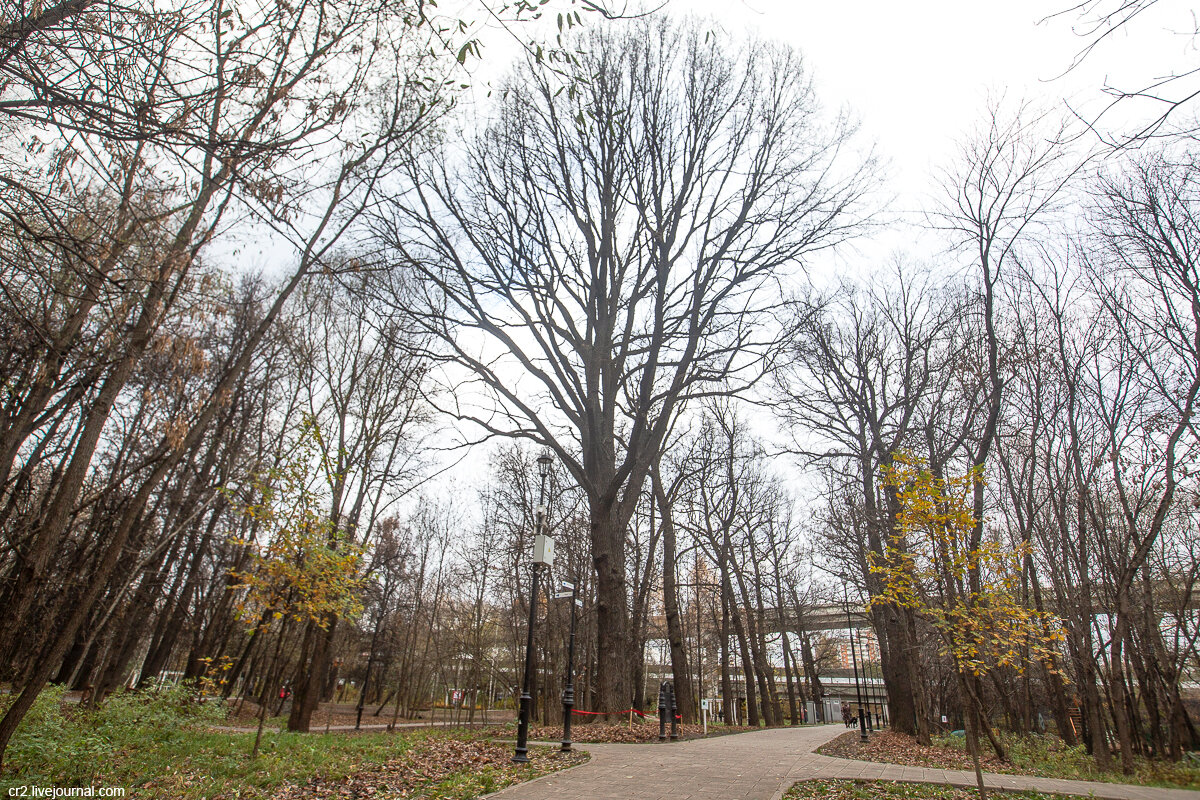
844;582;868;743
513;450;555;763
553;579;580;752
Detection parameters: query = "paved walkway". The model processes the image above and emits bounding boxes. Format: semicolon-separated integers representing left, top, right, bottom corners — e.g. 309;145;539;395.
486;724;1200;800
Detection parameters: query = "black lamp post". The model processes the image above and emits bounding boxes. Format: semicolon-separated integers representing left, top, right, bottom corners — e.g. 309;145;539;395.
354;641;376;731
877;658;888;727
355;600;389;731
556;578;579;752
669;682;679;741
844;583;868;743
857;628;872;732
513;451;555;763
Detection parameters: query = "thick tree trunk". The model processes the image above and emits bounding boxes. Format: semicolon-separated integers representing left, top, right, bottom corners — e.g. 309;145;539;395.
742;555;778;726
591;506;631;718
865;482;925;739
799;632;823;720
1167;683;1197;758
1108;608;1136;773
720;596;733;723
288;617;337;732
731;560;773;726
1075;627;1112;768
873;605;923;739
727;583;758;726
749;626;776;725
781;630;799;725
655;476;695;723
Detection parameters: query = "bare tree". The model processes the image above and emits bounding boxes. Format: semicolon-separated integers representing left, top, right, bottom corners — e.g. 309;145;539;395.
773;264;959;740
1051;0;1200;143
282;272;431;731
0;0;454;763
932;101;1076;568
1080;151;1200;767
374;17;872;715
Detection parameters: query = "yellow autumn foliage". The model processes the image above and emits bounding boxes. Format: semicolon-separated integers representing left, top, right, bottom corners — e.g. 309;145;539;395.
871;453;1063;678
227;422;364;629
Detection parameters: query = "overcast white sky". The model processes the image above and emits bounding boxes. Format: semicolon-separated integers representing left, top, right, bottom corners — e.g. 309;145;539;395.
684;0;1174;190
470;0;1192;216
416;0;1196;504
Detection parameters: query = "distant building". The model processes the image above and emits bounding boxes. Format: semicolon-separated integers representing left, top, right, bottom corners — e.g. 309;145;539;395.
831;628;880;669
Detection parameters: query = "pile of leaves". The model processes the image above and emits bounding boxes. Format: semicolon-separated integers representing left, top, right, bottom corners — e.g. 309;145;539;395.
785;779;1063;800
527;720;754;743
817;730;1200;790
279;735;587;799
819;731;985;771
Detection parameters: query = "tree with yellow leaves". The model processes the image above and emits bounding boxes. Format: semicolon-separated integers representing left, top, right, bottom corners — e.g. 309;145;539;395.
874;454;1064;799
228;422;364;757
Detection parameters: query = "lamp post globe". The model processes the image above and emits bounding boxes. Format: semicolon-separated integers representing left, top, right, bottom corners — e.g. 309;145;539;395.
513;449;555;763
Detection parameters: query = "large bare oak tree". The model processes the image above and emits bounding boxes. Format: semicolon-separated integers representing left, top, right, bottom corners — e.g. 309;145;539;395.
374;17;873;714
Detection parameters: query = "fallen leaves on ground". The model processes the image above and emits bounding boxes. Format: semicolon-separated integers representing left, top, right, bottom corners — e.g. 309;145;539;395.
527;721;755;743
785;778;1062;800
257;734;585;799
818;730;987;772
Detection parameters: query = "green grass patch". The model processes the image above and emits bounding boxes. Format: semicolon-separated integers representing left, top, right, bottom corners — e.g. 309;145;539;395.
930;731;1200;790
785;779;1064;800
0;686;583;799
820;728;1200;791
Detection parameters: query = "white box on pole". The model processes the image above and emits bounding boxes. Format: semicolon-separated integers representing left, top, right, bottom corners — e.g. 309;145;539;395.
533;534;555;566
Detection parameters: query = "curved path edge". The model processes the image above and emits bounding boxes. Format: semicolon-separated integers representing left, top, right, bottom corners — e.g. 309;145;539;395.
482;724;1200;800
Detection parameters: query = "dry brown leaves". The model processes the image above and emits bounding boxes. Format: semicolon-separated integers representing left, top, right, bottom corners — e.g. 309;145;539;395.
818;731;1003;772
785;778;1062;800
272;735;586;799
527;720;755;743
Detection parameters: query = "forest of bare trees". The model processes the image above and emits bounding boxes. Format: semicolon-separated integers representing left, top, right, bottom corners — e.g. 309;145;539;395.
1;0;1198;778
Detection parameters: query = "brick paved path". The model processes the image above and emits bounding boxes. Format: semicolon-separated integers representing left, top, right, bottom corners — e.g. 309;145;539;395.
487;724;1200;800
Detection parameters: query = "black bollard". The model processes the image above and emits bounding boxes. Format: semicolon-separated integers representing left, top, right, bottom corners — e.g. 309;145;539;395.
668;682;680;741
658;682;668;741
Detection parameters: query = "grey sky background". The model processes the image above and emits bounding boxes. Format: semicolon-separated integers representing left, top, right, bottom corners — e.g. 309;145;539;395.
470;0;1193;208
321;1;1200;513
